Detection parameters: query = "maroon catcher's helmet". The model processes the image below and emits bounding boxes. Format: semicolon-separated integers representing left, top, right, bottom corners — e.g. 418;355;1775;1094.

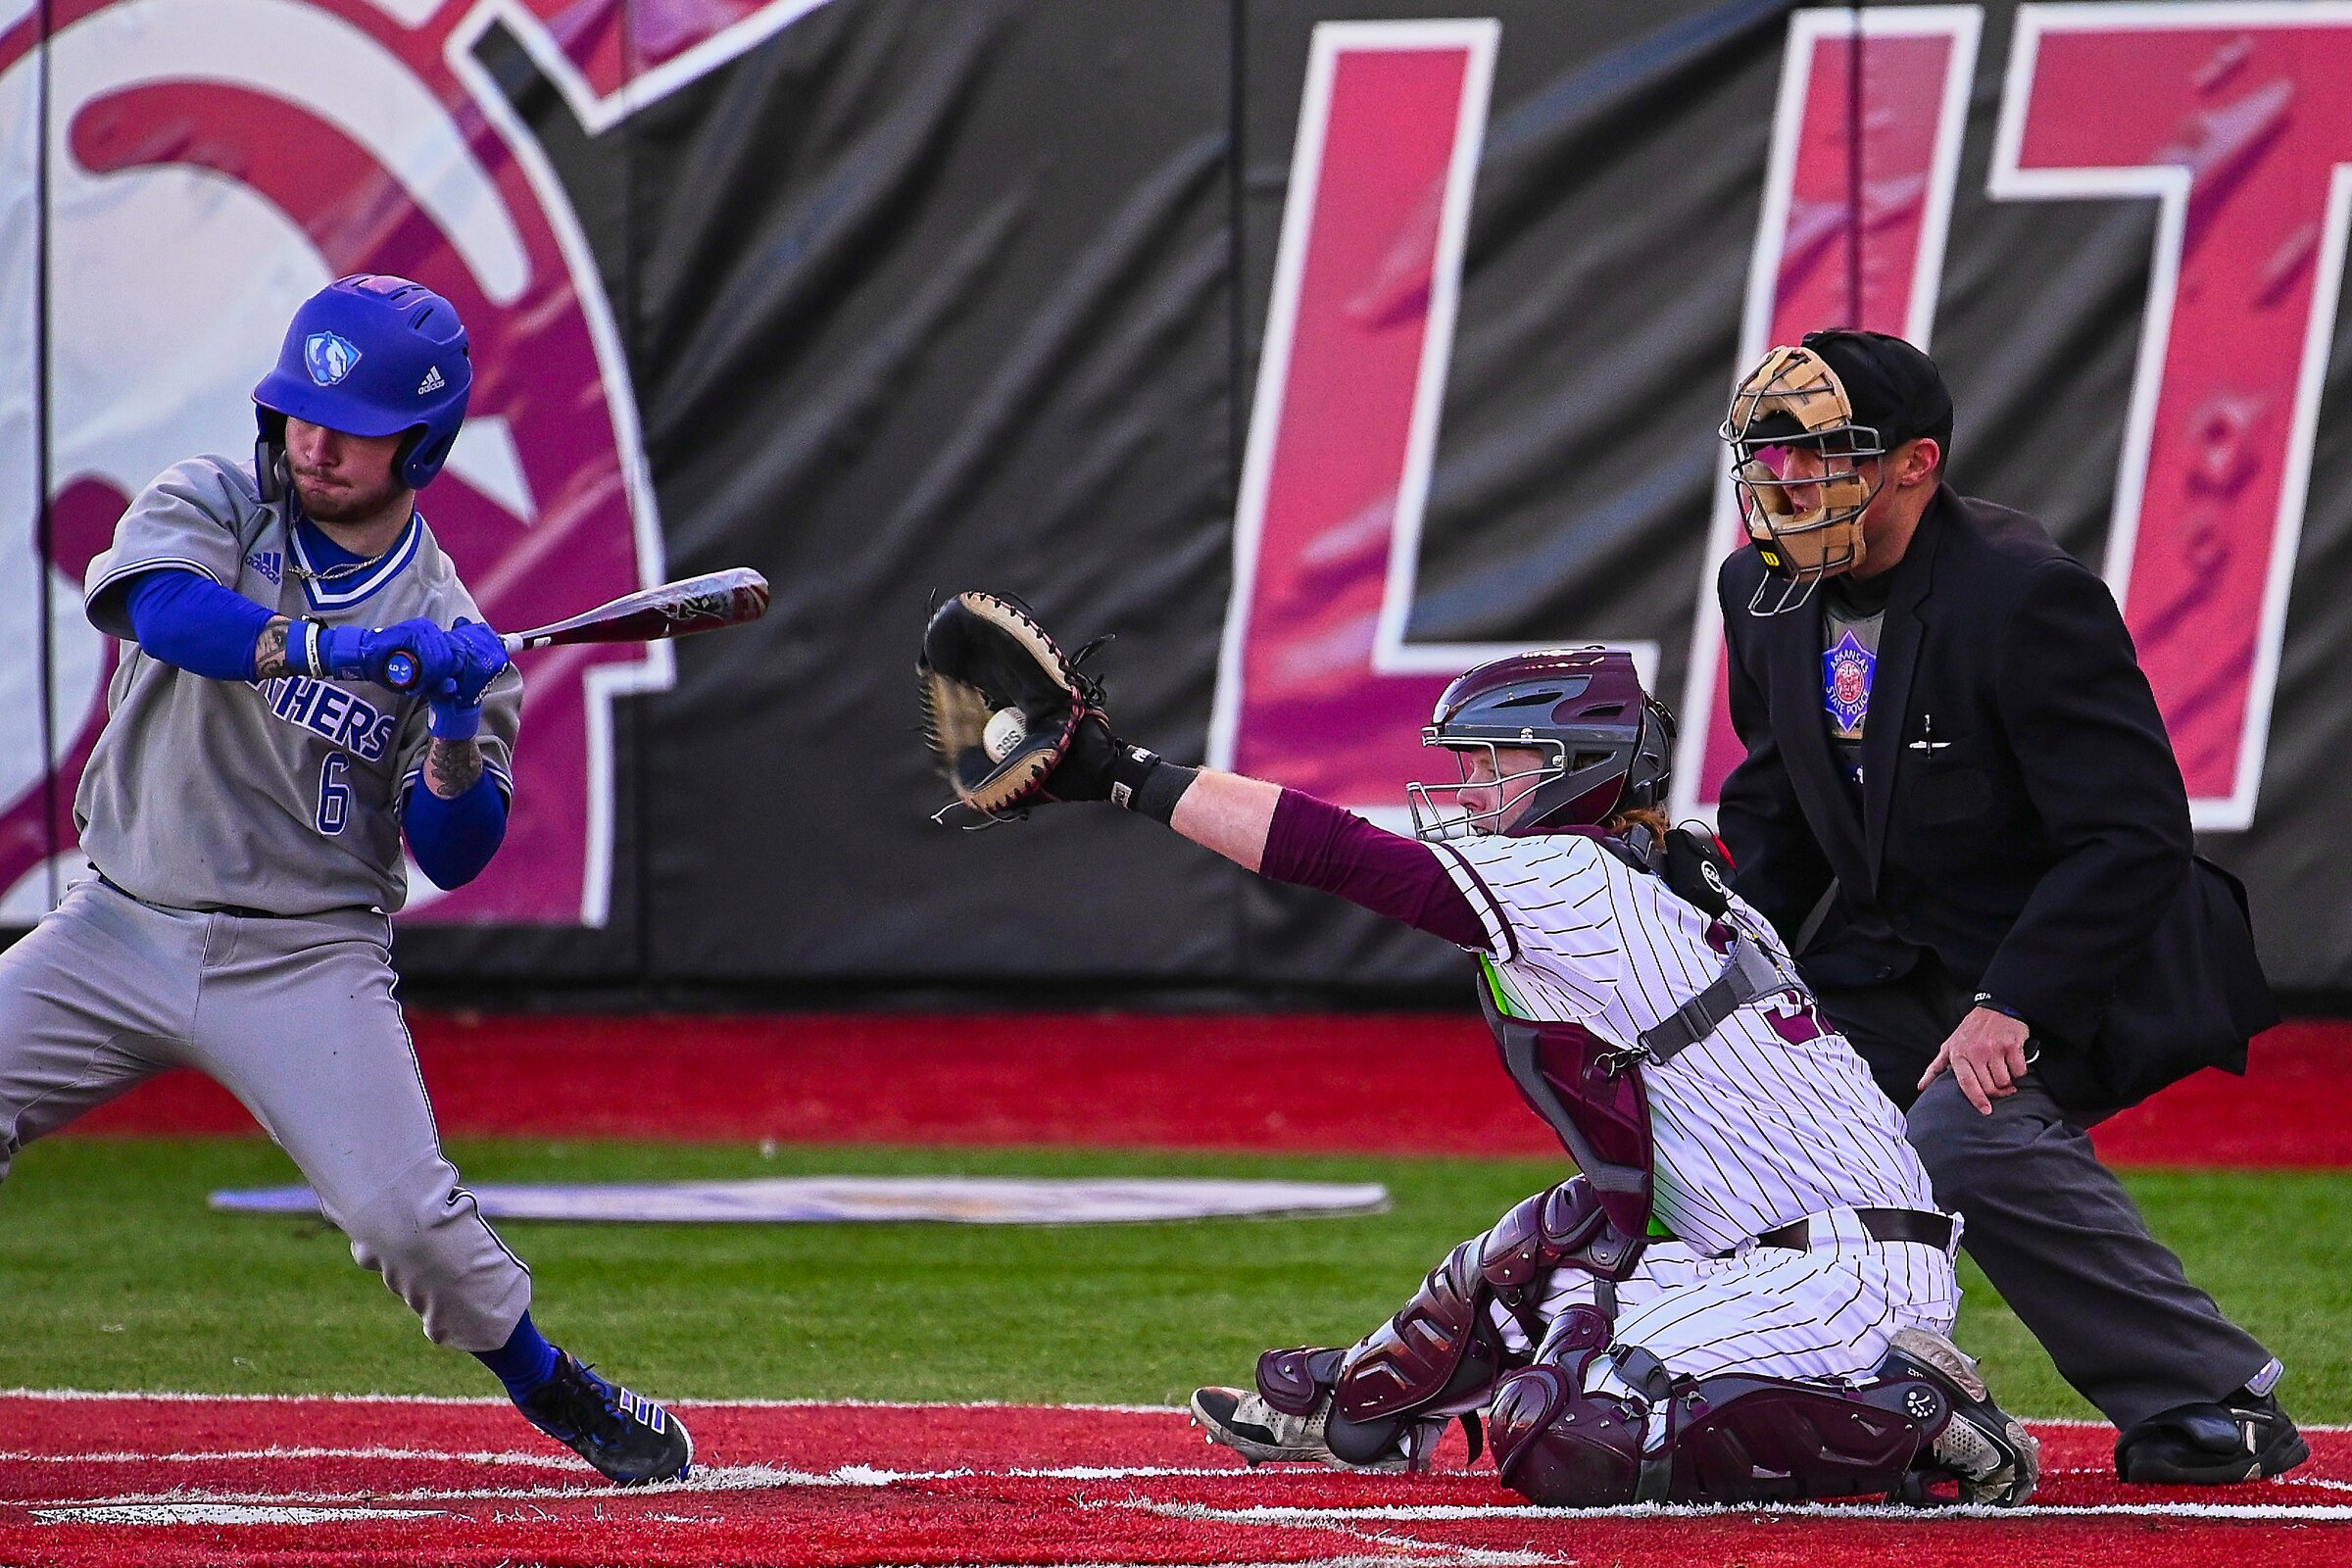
1407;649;1674;841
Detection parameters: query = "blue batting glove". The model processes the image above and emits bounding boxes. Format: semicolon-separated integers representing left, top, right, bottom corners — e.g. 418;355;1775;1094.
427;618;509;738
369;619;460;690
303;618;458;689
303;622;368;679
445;618;510;708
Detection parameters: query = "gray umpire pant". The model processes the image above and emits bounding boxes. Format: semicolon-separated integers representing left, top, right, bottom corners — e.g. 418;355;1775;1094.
0;878;531;1351
1821;962;2276;1431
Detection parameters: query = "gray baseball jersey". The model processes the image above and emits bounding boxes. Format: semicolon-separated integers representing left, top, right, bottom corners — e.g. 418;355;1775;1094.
79;454;520;915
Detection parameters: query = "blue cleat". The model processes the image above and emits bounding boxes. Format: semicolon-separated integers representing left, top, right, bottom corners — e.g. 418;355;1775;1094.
515;1351;693;1485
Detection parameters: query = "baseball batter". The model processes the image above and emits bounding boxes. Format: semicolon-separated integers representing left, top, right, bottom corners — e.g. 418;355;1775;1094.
0;275;688;1485
921;599;2036;1508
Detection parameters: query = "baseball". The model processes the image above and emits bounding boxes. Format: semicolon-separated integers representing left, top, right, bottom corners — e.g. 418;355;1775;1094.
983;707;1027;762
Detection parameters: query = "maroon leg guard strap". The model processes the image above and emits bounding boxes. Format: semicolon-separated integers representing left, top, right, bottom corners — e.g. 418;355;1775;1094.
1666;1372;1944;1505
1331;1175;1635;1424
1252;1177;1640;1473
1255;1346;1345;1417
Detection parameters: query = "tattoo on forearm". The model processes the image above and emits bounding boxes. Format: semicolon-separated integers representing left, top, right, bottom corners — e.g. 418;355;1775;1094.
424;737;484;799
255;616;292;679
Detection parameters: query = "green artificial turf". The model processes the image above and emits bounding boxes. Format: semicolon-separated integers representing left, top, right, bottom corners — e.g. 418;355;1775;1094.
1;1137;2343;1422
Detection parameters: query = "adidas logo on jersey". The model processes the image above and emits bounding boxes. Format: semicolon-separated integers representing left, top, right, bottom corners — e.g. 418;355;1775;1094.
417;365;447;395
246;550;283;585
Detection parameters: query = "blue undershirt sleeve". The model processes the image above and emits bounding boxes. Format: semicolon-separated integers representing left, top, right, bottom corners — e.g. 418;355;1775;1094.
403;772;510;890
122;568;276;682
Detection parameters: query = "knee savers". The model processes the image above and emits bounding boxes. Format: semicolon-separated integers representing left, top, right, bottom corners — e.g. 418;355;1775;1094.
1488;1307;1955;1507
1254;1177;1642;1468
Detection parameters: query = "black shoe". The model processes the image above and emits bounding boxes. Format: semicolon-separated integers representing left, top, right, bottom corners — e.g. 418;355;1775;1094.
516;1351;693;1485
2117;1388;2307;1486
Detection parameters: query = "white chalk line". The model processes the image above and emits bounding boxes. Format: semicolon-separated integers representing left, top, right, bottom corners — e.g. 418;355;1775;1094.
4;1461;1266;1510
0;1445;572;1466
33;1503;444;1526
16;1460;2352;1524
26;1484;1547;1564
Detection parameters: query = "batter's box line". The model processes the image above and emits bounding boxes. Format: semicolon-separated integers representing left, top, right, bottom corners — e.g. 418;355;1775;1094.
30;1504;441;1528
2;1461;1272;1511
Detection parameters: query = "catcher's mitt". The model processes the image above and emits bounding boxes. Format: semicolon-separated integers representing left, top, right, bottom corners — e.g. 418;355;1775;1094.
919;591;1105;821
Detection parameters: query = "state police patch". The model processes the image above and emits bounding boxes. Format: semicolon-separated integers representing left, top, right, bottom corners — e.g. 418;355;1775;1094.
305;330;362;386
1822;628;1874;740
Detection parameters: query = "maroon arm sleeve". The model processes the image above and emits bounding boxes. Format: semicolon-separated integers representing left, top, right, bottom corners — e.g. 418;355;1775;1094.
1256;789;1494;951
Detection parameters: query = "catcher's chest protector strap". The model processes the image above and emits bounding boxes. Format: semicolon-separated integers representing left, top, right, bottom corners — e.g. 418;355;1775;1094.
1636;936;1789;1064
1580;822;1778;1067
1477;969;1656;1239
1579;824;1790;1068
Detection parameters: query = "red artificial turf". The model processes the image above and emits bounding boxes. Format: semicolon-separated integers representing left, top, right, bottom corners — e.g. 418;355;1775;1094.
65;1012;2352;1167
0;1395;2343;1568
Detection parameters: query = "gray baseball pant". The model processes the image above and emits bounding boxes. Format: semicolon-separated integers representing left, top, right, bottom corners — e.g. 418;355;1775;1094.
0;878;530;1351
1905;1073;2275;1429
1820;961;2275;1430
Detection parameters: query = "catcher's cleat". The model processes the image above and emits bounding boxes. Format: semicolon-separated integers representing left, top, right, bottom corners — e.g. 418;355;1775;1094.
2116;1386;2307;1486
1189;1386;1407;1473
1883;1327;2040;1507
516;1352;693;1485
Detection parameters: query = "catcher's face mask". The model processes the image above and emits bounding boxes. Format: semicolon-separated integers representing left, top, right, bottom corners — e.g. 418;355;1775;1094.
1722;344;1886;614
1408;742;1562;843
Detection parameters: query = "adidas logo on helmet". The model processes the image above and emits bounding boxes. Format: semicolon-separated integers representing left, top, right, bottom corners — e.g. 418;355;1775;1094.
416;365;447;395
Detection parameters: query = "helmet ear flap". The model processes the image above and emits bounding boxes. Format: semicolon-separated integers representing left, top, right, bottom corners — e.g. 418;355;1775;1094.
399;428;455;490
254;409;289;506
1621;699;1674;810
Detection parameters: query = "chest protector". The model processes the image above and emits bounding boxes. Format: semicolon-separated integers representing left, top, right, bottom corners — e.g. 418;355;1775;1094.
1474;825;1786;1239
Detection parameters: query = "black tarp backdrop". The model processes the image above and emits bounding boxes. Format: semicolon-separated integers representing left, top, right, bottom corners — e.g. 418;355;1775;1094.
385;0;2352;998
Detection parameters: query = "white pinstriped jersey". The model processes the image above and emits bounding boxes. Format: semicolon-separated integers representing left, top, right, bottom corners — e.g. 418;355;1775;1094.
1431;831;1938;1257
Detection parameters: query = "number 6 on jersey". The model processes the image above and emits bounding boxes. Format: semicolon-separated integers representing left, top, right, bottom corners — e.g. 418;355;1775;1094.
317;753;352;836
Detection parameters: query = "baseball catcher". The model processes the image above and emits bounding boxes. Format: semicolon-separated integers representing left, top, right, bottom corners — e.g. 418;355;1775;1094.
920;600;2039;1508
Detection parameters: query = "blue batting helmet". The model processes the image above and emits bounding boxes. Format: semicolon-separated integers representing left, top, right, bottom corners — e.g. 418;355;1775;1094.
253;274;472;490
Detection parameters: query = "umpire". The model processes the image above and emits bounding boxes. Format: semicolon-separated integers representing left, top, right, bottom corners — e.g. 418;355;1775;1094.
1710;329;2300;1485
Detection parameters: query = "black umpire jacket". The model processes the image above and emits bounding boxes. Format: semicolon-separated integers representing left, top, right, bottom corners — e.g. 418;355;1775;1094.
1715;484;2278;1110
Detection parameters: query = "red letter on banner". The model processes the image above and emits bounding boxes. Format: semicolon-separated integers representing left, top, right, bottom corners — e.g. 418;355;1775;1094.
1992;7;2352;828
1675;8;1981;818
1208;22;1528;820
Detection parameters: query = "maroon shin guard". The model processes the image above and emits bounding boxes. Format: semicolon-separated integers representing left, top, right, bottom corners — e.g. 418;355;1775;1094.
1488;1307;1646;1503
1490;1307;1953;1507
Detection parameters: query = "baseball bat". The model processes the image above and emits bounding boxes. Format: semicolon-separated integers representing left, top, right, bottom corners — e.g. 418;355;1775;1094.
382;568;770;691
